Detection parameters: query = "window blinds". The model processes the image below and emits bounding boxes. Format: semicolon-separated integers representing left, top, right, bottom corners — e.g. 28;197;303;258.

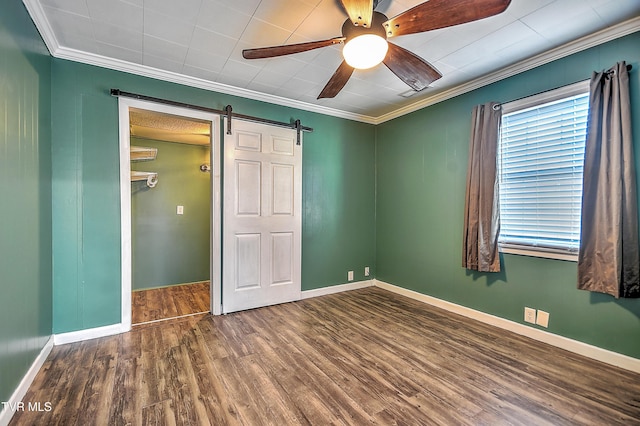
498;92;589;253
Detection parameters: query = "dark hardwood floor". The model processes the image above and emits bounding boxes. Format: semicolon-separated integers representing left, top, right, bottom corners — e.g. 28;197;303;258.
132;281;210;325
11;287;640;425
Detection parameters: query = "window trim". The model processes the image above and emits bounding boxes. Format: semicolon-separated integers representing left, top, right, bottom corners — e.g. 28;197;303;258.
499;243;579;262
501;80;589;114
498;80;590;262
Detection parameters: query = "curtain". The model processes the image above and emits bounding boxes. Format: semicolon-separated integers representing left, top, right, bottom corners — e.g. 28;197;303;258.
578;61;640;298
462;102;502;272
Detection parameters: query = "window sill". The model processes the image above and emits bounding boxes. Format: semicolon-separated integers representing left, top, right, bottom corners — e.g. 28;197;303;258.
499;245;578;262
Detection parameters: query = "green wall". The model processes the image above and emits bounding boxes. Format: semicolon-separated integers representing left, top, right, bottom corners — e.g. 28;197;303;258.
51;59;376;333
131;139;211;290
376;32;640;359
0;0;52;404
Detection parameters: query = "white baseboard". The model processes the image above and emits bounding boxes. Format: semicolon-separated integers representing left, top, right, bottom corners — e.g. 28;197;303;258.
374;279;640;374
0;336;54;426
53;323;129;345
301;280;373;300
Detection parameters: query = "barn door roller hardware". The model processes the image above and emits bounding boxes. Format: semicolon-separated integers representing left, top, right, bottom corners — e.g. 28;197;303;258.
111;89;312;145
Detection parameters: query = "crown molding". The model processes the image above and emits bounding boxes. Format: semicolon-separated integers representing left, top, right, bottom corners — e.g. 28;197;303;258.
22;0;639;125
22;0;58;54
373;16;640;124
52;46;379;124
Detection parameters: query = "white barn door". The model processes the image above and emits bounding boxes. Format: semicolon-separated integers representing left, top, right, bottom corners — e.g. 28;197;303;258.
222;120;302;313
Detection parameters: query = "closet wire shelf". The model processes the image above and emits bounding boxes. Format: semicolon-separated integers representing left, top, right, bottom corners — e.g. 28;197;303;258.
131;146;158;188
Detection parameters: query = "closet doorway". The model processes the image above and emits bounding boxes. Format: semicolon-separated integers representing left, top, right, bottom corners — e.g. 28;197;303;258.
118;98;221;330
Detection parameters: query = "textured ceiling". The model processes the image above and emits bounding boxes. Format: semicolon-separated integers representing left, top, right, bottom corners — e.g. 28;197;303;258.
24;0;640;122
130;107;212;145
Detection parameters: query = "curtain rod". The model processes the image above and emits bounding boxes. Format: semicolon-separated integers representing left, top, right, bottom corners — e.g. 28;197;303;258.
110;89;313;139
605;63;633;76
492;64;633;111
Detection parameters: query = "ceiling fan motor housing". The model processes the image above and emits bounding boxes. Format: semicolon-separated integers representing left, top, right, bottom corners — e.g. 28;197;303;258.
342;11;389;41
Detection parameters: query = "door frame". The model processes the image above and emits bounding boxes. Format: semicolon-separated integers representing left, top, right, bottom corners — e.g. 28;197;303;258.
117;97;222;330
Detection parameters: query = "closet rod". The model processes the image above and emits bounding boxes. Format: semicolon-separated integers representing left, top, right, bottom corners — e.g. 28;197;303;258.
110;89;313;135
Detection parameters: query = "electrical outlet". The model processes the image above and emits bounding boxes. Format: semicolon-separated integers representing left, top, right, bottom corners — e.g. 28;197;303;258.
177;205;184;215
364;266;370;277
536;310;549;328
524;307;536;324
348;271;354;281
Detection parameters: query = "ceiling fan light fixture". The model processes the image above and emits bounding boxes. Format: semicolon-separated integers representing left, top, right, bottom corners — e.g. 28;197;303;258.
342;34;388;69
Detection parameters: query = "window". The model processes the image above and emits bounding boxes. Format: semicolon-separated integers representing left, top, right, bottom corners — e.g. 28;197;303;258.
498;81;589;261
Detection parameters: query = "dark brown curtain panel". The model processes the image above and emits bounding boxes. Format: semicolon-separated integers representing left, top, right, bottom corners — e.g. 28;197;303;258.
462;102;501;272
578;61;640;298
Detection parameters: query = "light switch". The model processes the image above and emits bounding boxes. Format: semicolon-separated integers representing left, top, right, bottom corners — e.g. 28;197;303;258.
177;205;184;215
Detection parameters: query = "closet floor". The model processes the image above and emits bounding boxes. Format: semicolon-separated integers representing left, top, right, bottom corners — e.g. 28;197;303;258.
132;281;210;325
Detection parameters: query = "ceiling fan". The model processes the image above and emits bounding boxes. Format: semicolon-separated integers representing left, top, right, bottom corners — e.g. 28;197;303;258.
242;0;512;99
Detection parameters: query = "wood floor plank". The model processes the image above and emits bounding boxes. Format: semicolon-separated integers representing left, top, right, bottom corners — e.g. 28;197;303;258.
146;290;165;322
191;315;229;360
278;324;390;416
182;333;240;425
108;356;143;426
10;287;640;425
171;286;189;317
190;282;210;311
50;339;102;425
238;354;305;425
141;400;174;426
211;356;268;425
132;282;210;325
133;290;147;308
241;312;376;425
74;337;119;425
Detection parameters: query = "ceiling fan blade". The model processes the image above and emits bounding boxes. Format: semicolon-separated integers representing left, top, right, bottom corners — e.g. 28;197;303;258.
243;37;345;59
340;0;374;28
317;61;355;99
384;0;511;38
383;42;442;92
